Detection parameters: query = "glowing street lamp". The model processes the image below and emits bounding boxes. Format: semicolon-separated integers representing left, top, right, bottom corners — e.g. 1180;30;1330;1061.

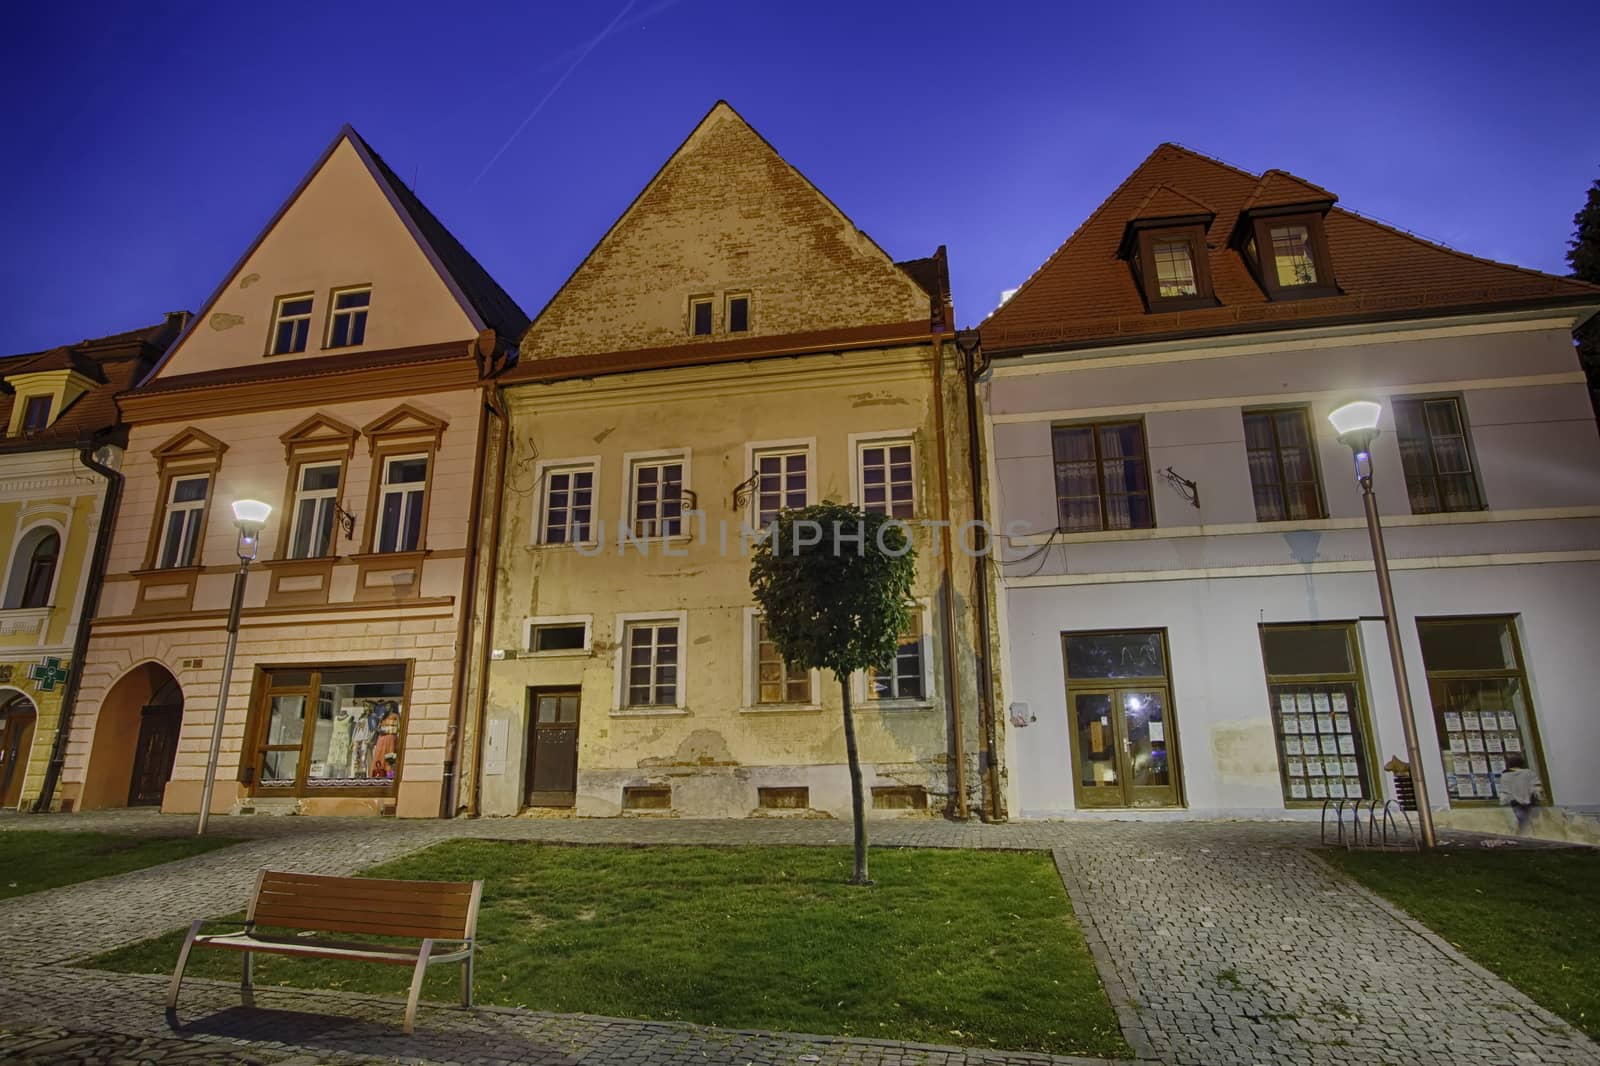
1328;402;1435;848
197;500;272;835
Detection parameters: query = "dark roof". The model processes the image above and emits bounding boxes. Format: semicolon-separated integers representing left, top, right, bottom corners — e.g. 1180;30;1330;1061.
982;143;1600;354
0;315;185;451
351;130;530;345
895;246;954;331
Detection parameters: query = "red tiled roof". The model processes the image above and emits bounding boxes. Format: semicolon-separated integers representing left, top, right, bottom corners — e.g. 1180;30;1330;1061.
981;143;1600;354
1128;184;1215;223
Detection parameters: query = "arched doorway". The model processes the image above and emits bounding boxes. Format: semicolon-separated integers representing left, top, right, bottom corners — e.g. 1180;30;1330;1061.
0;691;38;808
82;663;184;810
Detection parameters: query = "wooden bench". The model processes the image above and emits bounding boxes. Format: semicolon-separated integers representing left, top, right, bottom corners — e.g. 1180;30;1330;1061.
167;869;483;1034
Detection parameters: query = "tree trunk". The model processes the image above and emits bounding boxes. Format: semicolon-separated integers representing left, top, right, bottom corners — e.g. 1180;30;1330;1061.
839;675;870;885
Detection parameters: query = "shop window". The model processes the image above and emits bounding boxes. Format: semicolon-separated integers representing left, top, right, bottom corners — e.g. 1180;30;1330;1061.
325;286;371;348
269;294;314;355
1243;408;1325;521
248;663;408;795
857;439;915;518
539;464;596;544
1051;421;1154;533
1259;623;1376;804
1393;397;1483;514
754;617;811;705
1418;616;1547;804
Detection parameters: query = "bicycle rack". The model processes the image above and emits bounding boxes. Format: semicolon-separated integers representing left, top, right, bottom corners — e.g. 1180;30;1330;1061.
1320;798;1418;851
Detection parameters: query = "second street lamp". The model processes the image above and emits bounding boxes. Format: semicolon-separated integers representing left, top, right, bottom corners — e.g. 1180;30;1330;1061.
196;499;272;836
1328;401;1436;849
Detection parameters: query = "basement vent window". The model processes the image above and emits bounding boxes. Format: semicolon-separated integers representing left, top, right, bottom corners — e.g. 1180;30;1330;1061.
871;786;928;810
623;786;671;810
758;786;809;809
531;623;587;653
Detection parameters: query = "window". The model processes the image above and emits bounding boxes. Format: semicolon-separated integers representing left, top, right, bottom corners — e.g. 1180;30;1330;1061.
752;448;807;527
1393;397;1482;514
1051;421;1153;532
1243;408;1325;521
630;458;685;538
755;618;811;704
1152;239;1198;298
250;664;408;795
326;287;370;348
1243;213;1335;299
690;298;713;337
376;454;427;553
858;440;914;518
1269;224;1319;287
270;295;314;355
1418;617;1547;805
288;462;341;559
869;612;925;701
623;620;679;707
1259;624;1375;804
530;623;588;653
1127;225;1214;311
539;465;595;544
21;396;51;433
727;294;750;333
4;526;59;609
157;475;209;568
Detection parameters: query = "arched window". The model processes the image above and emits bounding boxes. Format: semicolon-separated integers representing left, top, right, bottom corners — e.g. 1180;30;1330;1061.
4;527;59;610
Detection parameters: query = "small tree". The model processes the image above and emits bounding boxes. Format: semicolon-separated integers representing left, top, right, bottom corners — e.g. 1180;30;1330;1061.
1568;176;1600;417
749;502;915;885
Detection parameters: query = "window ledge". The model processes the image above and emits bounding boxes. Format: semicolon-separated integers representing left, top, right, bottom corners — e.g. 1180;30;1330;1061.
129;565;203;578
520;649;590;659
347;549;431;564
261;555;342;568
739;703;824;715
862;699;935;712
526;541;601;552
609;707;690;719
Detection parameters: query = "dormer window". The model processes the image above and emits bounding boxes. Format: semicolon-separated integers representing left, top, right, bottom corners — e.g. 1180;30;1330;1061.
1126;226;1215;312
1238;211;1338;300
21;396;51;433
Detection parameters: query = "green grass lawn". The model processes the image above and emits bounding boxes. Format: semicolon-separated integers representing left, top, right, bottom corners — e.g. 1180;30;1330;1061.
0;830;238;899
1325;847;1600;1039
92;841;1128;1057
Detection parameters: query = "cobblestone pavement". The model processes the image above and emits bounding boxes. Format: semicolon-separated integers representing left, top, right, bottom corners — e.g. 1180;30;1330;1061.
0;809;1592;1065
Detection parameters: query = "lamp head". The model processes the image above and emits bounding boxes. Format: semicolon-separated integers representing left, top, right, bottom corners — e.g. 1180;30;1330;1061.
231;499;272;561
1328;401;1381;456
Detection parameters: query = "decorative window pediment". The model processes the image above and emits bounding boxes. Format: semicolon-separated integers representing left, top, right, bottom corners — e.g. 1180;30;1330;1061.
361;403;447;453
280;412;359;459
151;426;229;465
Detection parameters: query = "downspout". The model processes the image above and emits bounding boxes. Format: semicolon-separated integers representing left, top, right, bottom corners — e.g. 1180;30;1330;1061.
468;387;510;817
33;438;122;812
440;376;496;818
955;330;1005;821
928;332;969;819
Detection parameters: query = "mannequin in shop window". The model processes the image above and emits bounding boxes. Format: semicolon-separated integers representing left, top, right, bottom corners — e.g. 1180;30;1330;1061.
368;706;400;779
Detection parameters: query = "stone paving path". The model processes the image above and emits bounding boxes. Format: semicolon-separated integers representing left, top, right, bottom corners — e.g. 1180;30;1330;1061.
0;810;1592;1065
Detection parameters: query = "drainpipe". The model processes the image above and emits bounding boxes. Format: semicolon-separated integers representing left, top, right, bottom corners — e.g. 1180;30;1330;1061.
954;329;1005;822
33;439;122;812
468;388;510;818
440;378;496;818
928;332;969;819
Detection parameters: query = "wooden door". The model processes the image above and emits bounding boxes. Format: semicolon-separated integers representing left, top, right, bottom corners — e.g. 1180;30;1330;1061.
1068;685;1181;808
128;705;181;807
525;688;580;807
0;706;37;808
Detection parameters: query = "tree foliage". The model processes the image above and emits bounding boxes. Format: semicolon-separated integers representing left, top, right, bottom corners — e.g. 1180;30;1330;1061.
749;502;917;884
1568;176;1600;420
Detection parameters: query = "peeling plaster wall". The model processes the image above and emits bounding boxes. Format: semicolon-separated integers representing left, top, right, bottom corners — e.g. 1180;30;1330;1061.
480;348;985;818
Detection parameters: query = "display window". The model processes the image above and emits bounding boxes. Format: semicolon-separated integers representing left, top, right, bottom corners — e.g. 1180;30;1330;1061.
246;663;410;796
1259;623;1379;805
1417;616;1549;805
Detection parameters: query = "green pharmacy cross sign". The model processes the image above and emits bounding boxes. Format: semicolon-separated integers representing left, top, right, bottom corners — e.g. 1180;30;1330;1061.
29;656;70;692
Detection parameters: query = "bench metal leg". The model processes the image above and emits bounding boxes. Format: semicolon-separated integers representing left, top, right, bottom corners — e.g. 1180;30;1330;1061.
403;938;434;1035
460;947;473;1008
167;920;205;1011
241;949;254;1006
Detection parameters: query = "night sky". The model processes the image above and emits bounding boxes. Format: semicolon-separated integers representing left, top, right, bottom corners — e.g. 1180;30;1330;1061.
3;1;1596;352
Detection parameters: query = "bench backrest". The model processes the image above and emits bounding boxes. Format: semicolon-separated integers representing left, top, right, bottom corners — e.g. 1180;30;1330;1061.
248;870;482;941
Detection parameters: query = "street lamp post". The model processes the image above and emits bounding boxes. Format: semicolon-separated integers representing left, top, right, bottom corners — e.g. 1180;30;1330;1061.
1328;402;1436;849
196;499;272;836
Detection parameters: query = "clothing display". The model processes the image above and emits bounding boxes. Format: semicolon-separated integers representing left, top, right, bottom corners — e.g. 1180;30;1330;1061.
369;709;400;779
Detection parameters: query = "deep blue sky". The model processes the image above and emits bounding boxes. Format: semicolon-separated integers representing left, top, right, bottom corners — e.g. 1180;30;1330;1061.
3;1;1596;352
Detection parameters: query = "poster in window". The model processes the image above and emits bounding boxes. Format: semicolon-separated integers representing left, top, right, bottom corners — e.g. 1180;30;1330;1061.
1309;779;1327;798
1341;756;1359;776
1287;757;1305;777
1305;758;1324;777
1470;756;1489;775
1279;693;1297;718
1331;691;1349;715
1485;734;1503;753
1333;712;1352;734
1319;736;1339;756
1345;776;1362;796
1299;714;1316;735
1328;778;1345;798
1149;721;1164;743
1285;735;1302;755
1445;773;1459;796
1316;713;1334;734
1282;711;1301;733
1497;711;1517;731
1337;734;1355;755
1504;734;1523;753
1475;775;1494;798
1296;692;1313;714
1467;734;1485;753
1464;711;1482;731
1290;780;1308;799
1313;692;1330;714
1490;755;1507;774
1448;733;1465;753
